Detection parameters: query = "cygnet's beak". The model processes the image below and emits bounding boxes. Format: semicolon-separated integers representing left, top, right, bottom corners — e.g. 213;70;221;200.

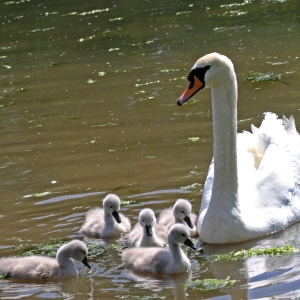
145;224;153;237
82;256;91;269
112;210;121;223
183;216;194;229
184;238;197;250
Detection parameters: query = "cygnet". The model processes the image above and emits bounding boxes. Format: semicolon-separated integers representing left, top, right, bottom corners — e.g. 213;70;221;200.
122;223;196;273
128;208;165;247
158;199;198;238
0;239;91;280
79;193;131;238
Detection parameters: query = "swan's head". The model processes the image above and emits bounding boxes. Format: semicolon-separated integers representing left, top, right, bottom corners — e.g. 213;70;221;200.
177;52;235;105
167;224;197;250
173;199;194;229
103;194;122;223
139;208;156;236
57;240;91;269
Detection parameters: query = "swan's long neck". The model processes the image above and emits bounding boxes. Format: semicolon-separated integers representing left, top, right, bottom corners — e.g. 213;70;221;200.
168;240;186;264
56;248;74;269
104;211;115;225
210;76;239;208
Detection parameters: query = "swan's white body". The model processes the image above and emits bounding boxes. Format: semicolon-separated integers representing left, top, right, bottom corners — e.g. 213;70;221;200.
128;208;165;247
0;240;91;279
122;224;196;273
79;194;131;238
158;199;198;238
178;53;300;244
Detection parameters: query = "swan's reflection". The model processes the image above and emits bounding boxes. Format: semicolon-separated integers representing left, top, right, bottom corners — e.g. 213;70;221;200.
201;221;300;299
122;269;192;300
0;273;94;299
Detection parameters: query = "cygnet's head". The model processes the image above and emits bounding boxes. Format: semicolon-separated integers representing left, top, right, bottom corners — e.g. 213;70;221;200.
173;199;194;229
103;194;122;223
167;224;196;250
139;208;156;237
57;240;91;268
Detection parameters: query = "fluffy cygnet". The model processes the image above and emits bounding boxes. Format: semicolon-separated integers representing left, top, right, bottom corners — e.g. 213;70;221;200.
128;208;165;247
158;199;198;238
122;223;196;273
79;193;131;238
0;239;91;280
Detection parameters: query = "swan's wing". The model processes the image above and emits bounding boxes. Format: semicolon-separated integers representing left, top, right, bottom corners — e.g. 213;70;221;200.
254;133;300;228
127;222;143;247
282;115;298;135
119;213;131;231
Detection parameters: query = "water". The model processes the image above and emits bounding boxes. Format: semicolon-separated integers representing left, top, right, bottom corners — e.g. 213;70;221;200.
1;0;300;298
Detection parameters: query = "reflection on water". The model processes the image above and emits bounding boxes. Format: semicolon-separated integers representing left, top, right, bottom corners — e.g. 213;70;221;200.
1;0;300;298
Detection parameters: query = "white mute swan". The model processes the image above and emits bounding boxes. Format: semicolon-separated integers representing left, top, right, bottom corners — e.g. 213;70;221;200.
79;193;131;238
0;240;91;279
122;223;196;273
177;52;300;244
157;199;198;238
128;208;165;247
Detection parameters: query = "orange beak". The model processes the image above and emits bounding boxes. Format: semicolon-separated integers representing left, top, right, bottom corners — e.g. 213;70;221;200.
177;76;204;106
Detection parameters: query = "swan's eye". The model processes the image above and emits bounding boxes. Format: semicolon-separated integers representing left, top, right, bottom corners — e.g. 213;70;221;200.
181;234;185;237
181;210;185;214
110;205;113;208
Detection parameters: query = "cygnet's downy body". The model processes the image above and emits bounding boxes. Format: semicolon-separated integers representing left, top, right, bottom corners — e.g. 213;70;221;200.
128;208;165;247
79;193;131;238
158;199;198;238
122;223;196;273
0;239;91;280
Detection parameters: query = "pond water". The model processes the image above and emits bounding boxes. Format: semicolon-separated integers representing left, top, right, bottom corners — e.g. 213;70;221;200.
1;0;300;298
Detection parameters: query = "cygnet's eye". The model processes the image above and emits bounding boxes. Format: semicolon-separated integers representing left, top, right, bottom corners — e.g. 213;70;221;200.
110;205;113;208
181;210;185;214
181;233;185;237
142;220;145;222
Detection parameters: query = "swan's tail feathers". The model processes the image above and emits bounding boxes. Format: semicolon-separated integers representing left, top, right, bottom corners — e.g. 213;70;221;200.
263;112;278;121
251;124;259;135
283;115;298;135
239;130;257;153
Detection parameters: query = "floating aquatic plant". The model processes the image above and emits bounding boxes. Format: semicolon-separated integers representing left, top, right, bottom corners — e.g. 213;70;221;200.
210;245;298;262
0;102;14;108
120;199;137;206
12;238;122;260
23;191;53;198
1;63;11;69
244;71;282;82
135;80;160;87
14;238;69;257
185;277;238;292
180;183;202;191
79;8;109;16
188;137;200;142
86;79;97;84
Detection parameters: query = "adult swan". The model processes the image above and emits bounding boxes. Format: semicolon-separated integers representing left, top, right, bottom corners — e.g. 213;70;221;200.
177;52;300;244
